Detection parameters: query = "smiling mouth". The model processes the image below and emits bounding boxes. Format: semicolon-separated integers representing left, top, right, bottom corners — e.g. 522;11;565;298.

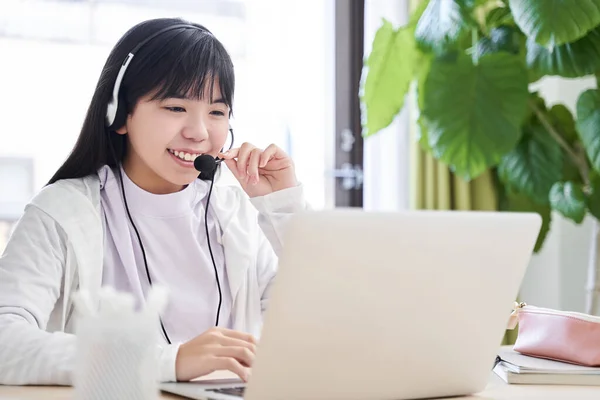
167;149;200;162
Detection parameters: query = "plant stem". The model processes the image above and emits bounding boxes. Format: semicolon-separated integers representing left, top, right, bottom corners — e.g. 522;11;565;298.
472;28;479;65
528;99;590;186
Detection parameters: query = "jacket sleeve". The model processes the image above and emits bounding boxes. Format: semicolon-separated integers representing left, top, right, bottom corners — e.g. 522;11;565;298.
0;205;182;385
249;184;309;312
0;205;76;385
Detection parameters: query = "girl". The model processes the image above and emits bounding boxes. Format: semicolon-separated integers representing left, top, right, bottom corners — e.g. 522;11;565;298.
0;18;306;385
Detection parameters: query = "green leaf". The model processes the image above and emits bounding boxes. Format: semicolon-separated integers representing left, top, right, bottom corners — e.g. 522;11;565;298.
562;157;583;184
517;34;544;83
415;54;433;151
549;104;578;145
361;19;418;137
527;27;600;78
463;0;490;7
476;25;520;58
575;89;600;172
422;52;529;180
586;172;600;220
489;26;520;53
485;6;514;28
508;0;600;47
409;0;432;26
414;0;472;53
498;124;563;204
475;37;496;58
522;92;547;125
500;190;551;252
549;181;587;224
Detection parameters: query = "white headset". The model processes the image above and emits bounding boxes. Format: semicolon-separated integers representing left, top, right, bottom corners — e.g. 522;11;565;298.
105;24;209;128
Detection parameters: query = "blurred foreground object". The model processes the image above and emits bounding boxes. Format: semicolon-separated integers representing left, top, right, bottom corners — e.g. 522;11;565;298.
73;286;168;400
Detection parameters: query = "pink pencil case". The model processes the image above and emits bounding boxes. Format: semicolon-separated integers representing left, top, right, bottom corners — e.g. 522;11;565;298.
507;302;600;366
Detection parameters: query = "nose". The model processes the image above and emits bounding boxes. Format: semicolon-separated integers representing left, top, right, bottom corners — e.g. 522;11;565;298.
182;114;210;141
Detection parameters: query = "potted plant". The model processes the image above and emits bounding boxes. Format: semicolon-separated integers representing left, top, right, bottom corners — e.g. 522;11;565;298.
361;0;600;314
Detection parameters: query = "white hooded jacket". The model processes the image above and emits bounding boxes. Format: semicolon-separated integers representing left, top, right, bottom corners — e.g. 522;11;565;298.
0;173;306;385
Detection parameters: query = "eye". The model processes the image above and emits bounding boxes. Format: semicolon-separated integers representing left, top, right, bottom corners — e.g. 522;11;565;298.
165;106;186;113
210;110;226;117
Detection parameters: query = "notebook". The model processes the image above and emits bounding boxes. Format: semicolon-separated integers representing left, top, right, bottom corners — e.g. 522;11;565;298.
494;346;600;385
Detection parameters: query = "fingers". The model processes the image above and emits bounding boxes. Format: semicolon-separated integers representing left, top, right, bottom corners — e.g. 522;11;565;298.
214;335;257;355
205;328;258;353
176;328;259;382
258;158;293;172
219;143;290;185
213;346;255;367
219;144;255;184
259;144;281;168
247;149;262;184
214;327;258;345
235;142;255;178
212;357;251;382
220;147;239;159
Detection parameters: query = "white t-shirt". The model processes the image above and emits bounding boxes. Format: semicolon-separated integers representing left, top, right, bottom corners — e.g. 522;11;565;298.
99;165;232;344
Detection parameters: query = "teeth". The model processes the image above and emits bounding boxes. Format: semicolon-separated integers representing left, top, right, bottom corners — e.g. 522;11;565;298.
169;149;199;162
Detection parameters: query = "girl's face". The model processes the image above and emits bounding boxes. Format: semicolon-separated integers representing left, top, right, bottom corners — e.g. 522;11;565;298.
117;80;230;194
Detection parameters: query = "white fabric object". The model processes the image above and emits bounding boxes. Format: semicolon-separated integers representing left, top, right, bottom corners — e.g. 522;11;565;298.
73;286;168;400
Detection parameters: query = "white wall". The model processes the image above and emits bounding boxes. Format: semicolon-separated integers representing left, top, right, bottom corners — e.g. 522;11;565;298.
519;76;596;313
0;38;107;189
362;0;411;211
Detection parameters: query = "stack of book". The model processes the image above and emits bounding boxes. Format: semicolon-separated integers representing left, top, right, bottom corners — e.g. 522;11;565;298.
494;346;600;385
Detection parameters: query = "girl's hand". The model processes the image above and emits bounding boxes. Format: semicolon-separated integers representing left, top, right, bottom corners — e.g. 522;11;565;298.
219;142;298;198
175;327;257;382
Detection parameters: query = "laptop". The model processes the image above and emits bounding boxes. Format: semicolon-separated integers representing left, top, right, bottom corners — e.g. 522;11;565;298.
160;209;541;400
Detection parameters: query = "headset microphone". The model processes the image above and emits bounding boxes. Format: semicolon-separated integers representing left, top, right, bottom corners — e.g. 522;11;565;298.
194;154;222;180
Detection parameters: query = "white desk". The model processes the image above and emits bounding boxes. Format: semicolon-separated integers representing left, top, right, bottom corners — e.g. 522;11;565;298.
2;374;600;399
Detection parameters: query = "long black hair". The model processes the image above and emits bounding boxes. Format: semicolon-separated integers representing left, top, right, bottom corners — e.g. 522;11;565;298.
47;17;235;185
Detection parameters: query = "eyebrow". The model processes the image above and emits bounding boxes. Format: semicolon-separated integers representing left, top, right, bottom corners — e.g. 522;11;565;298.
169;94;228;105
210;98;228;105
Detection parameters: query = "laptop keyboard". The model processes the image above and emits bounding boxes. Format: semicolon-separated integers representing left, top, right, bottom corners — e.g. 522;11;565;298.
207;386;246;397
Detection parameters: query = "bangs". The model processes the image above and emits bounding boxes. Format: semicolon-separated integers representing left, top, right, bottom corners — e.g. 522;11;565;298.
127;28;235;110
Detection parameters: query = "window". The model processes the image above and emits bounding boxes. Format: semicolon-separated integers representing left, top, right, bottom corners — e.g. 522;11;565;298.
0;157;34;252
0;0;336;219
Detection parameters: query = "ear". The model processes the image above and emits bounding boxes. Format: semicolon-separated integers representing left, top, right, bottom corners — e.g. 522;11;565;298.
115;125;127;135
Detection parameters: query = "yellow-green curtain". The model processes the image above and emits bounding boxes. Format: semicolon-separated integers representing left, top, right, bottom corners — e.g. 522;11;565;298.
409;145;498;212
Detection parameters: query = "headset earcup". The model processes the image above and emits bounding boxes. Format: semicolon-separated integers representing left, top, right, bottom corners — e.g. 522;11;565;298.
109;92;129;131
